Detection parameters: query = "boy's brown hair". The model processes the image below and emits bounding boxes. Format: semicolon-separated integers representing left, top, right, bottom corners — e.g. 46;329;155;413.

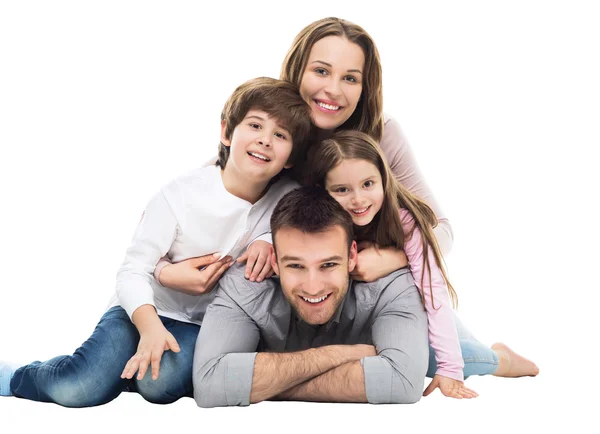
216;77;313;170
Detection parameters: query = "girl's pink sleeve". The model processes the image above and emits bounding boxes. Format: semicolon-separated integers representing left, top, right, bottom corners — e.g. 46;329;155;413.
400;209;464;381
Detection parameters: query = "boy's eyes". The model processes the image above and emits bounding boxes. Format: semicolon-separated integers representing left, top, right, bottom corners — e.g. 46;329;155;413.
248;123;288;140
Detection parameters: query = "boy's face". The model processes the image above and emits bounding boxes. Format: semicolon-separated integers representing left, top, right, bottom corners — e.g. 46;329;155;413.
270;225;358;325
221;110;294;183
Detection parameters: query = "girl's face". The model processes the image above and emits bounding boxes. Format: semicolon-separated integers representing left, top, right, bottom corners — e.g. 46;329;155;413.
325;158;384;226
299;36;364;132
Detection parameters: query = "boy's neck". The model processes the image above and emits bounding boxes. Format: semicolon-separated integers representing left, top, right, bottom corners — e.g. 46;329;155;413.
220;167;270;204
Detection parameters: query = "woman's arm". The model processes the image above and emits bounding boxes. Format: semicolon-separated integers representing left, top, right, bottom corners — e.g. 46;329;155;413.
380;116;454;255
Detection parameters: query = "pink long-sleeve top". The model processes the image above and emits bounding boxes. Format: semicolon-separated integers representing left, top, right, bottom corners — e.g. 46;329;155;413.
400;208;464;381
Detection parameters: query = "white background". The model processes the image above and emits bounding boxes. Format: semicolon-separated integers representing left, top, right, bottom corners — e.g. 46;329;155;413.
0;0;598;432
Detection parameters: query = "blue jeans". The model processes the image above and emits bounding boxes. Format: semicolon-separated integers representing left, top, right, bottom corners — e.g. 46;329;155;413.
426;313;498;379
10;306;200;407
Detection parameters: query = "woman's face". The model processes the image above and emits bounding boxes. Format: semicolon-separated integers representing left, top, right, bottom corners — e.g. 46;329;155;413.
299;36;365;132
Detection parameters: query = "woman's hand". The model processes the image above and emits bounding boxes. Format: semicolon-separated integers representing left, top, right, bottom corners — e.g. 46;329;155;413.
236;240;274;283
157;254;233;295
350;241;409;282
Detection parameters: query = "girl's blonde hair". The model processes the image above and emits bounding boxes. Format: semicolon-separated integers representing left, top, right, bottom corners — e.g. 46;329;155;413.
307;130;458;309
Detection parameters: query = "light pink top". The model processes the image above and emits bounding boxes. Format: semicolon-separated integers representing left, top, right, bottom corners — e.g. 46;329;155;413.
400;208;463;380
380;115;453;255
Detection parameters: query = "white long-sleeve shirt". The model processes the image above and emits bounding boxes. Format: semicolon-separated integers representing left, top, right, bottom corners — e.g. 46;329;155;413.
107;165;298;325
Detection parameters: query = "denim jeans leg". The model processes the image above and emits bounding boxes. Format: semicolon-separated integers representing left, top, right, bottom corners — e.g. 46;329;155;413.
426;313;498;379
10;306;138;407
134;317;200;404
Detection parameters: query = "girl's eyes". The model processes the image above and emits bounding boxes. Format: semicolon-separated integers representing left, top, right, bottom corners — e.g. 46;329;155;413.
363;180;374;188
332;187;349;193
274;132;287;140
249;123;260;129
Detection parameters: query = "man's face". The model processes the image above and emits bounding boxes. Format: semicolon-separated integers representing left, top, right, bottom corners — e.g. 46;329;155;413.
270;225;357;325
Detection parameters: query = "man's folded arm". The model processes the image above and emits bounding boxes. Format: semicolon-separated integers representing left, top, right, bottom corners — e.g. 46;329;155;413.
276;280;429;404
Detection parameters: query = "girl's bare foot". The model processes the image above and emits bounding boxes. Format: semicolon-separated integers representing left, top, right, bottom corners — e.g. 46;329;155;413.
491;342;539;377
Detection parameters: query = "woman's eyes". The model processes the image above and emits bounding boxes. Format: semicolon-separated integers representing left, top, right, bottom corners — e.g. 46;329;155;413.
314;69;358;83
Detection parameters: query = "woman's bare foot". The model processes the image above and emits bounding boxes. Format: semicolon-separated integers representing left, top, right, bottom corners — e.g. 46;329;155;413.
491;342;539;377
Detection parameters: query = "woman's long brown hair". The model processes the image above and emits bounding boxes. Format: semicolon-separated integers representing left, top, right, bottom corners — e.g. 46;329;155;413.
307;130;458;309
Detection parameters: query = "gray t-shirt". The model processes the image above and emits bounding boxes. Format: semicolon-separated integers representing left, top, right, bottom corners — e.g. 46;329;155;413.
193;263;429;407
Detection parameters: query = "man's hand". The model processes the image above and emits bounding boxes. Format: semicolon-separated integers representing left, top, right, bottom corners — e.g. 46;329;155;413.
120;322;180;381
237;240;273;282
158;253;233;295
350;241;409;282
423;374;479;399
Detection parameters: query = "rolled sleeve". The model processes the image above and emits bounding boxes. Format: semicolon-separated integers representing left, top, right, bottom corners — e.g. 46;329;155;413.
361;279;429;404
193;285;261;408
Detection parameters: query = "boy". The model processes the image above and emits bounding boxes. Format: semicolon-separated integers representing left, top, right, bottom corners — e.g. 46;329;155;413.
1;77;312;406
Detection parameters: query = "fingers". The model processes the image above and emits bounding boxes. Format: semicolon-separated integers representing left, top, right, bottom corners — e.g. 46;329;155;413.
236;251;249;264
205;258;233;291
248;251;269;282
150;350;163;381
203;256;232;277
422;379;438;396
254;258;273;283
121;355;141;380
136;353;151;381
165;333;181;353
189;253;221;268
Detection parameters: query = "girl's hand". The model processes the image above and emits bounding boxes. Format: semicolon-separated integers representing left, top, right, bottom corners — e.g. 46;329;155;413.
236;240;274;282
350;241;409;282
158;254;233;295
423;374;479;399
120;323;180;381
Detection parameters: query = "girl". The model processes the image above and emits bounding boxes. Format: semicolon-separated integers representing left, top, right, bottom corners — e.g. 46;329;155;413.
306;130;539;398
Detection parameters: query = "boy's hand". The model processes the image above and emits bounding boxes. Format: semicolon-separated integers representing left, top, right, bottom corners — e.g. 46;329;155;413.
158;254;233;295
120;323;180;381
237;240;273;282
423;374;479;399
350;241;408;282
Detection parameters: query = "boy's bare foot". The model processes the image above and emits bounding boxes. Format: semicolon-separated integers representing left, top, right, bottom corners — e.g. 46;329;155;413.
491;342;539;378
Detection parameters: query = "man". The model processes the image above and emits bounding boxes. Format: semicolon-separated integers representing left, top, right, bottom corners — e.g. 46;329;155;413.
193;187;429;407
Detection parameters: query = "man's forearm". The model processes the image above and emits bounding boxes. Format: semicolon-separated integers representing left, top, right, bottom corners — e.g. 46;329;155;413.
275;360;367;403
250;345;367;403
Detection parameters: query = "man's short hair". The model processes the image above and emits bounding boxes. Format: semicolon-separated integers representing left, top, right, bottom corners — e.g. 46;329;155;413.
270;187;354;252
217;77;313;170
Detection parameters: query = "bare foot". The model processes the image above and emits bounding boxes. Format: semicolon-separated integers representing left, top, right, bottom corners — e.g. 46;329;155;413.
491;343;539;378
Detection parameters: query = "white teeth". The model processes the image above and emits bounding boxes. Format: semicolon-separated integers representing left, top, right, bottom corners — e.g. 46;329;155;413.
302;294;329;304
248;152;270;161
317;101;340;111
352;206;369;214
